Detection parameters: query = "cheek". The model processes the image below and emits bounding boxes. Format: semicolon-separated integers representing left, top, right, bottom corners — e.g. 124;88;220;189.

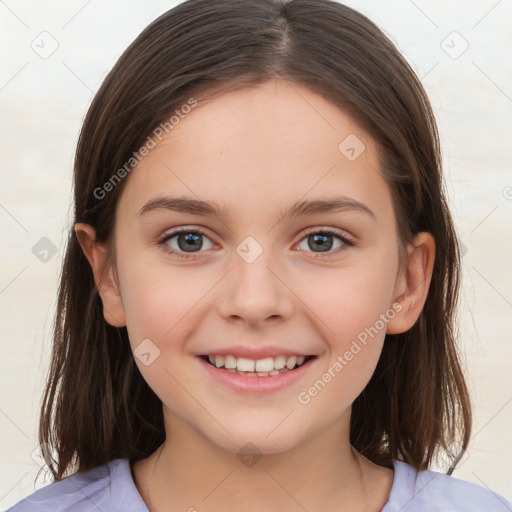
116;255;211;402
116;248;211;350
303;257;398;340
297;271;393;413
296;246;399;394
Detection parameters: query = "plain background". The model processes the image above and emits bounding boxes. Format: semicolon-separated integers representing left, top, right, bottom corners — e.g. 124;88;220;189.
1;0;511;509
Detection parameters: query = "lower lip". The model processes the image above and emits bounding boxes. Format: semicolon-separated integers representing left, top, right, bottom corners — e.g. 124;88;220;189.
197;356;318;394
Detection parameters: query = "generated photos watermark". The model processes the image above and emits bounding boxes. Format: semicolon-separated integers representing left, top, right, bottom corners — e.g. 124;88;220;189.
93;97;198;200
297;302;403;405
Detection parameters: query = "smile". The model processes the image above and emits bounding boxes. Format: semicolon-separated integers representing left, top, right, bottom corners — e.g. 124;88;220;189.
201;354;315;376
197;354;318;394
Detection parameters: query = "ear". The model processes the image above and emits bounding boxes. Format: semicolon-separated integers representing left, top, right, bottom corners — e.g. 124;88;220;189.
74;223;126;328
386;232;435;334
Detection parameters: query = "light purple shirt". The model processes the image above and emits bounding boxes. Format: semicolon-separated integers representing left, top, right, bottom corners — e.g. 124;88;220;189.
7;457;512;511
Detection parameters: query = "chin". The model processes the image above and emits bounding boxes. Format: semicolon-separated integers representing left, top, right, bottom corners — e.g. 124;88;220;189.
204;424;305;459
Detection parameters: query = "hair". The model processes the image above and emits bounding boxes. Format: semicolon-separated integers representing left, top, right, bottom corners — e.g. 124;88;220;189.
37;0;471;483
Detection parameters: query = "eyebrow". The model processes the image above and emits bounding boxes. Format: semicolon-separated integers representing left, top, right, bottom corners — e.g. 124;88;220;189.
138;195;376;221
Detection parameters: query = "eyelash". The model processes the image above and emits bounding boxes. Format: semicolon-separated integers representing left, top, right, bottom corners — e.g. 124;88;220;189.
158;226;355;260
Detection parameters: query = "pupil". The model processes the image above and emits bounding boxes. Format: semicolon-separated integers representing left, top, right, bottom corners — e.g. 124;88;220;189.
178;233;202;252
309;233;332;252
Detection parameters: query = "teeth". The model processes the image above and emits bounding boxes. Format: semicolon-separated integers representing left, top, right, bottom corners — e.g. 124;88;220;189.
237;357;255;372
286;356;297;369
274;355;286;370
255;357;274;372
206;354;310;371
224;355;237;369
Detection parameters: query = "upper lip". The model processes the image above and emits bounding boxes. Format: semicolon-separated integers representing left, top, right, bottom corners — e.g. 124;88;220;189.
197;346;315;360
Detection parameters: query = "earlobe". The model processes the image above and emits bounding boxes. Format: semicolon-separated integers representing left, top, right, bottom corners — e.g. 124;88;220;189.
74;223;126;328
386;232;435;335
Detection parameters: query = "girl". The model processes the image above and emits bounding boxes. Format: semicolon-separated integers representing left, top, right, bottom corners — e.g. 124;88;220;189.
7;0;512;511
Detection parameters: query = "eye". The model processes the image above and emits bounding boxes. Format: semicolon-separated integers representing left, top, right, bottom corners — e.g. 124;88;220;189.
158;227;214;259
158;226;355;260
296;228;354;256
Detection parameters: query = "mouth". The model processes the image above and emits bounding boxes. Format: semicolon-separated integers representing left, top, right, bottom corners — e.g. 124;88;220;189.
197;353;319;394
199;354;317;377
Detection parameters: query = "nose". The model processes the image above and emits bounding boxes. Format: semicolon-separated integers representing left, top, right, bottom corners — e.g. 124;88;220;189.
216;248;294;327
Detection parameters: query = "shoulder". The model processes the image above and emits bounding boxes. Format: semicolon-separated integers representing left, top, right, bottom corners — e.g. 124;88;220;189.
383;459;512;512
5;458;148;512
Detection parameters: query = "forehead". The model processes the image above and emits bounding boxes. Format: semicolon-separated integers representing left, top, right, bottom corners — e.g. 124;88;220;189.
117;79;394;225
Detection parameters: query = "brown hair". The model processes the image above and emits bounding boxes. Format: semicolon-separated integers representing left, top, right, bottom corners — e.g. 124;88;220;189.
37;0;471;483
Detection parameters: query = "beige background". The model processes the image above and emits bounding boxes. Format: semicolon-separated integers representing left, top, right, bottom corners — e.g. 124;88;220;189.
1;0;511;509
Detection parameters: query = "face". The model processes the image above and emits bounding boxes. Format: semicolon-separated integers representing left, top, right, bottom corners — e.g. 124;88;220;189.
98;79;408;455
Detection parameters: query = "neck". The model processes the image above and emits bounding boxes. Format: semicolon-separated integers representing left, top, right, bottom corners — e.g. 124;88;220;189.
132;408;371;512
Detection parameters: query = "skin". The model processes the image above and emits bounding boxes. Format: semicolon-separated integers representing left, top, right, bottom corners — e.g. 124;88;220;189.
76;79;435;512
